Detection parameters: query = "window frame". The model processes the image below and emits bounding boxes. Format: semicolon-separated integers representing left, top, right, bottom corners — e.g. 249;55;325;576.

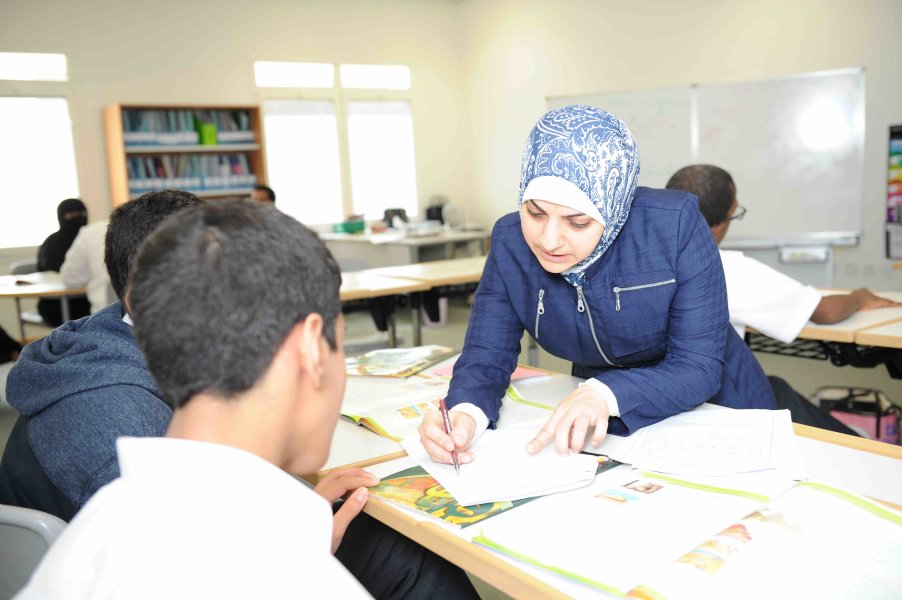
255;63;415;223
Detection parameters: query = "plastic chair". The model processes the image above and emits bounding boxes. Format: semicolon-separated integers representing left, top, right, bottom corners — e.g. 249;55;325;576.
0;504;67;598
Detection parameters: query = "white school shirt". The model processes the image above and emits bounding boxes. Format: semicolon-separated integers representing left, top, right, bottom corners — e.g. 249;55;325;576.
60;219;112;314
719;249;823;344
18;437;370;600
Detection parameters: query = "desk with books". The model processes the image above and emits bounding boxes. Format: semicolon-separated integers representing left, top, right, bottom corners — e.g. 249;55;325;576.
318;360;902;599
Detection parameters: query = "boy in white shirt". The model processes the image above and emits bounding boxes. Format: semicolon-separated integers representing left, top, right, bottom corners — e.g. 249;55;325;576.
18;200;475;599
666;164;899;343
666;165;899;435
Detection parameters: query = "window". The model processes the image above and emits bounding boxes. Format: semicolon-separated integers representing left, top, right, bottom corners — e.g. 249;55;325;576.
257;62;417;224
0;52;68;82
347;101;417;219
263;100;344;225
0;97;80;248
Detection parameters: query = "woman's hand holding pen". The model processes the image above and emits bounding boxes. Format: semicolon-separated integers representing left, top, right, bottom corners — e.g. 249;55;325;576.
314;467;380;553
418;410;476;465
526;386;610;456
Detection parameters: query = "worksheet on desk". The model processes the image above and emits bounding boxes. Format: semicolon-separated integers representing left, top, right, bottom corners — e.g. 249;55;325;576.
401;428;598;506
593;407;806;478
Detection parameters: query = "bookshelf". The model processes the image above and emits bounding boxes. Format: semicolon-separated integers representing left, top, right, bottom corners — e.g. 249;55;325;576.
103;103;268;206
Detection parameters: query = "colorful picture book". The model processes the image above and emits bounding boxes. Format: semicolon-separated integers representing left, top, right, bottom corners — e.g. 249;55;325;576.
346;345;456;378
370;457;620;529
469;466;902;598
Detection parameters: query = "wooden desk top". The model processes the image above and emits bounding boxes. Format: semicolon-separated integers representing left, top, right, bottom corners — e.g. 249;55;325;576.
339;272;430;301
796;290;902;343
892;261;902;271
322;229;487;247
0;272;86;299
855;319;902;349
364;256;487;287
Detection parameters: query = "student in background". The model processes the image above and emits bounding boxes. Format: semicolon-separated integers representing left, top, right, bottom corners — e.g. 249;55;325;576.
666;165;899;343
419;105;775;465
61;218;113;314
18;200;477;599
0;191;201;521
665;164;899;434
251;183;276;204
36;198;92;325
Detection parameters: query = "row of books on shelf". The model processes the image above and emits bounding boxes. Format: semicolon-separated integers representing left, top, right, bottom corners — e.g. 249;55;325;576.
126;154;256;193
122;109;255;146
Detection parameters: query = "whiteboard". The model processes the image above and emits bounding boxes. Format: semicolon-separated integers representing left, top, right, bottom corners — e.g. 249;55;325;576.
549;69;864;241
549;87;692;189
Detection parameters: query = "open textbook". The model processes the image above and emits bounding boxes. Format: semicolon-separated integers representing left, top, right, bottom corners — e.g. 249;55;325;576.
471;466;902;599
401;428;599;506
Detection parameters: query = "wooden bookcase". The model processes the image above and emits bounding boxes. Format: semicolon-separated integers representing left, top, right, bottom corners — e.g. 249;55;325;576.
103;103;268;206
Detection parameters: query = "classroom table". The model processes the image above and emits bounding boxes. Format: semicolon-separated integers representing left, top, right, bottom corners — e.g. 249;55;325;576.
747;289;902;377
322;230;488;269
0;272;87;341
338;272;431;348
363;256;487;346
855;319;902;349
320;368;902;599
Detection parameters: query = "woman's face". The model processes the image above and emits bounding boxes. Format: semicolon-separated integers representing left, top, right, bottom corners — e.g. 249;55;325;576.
520;199;604;273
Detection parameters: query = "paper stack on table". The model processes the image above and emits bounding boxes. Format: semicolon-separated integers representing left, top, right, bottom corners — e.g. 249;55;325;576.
402;428;598;506
591;407;807;478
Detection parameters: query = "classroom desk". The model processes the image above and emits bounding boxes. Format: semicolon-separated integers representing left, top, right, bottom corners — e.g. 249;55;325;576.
339;272;431;347
794;290;902;343
361;429;902;600
856;319;902;349
323;230;488;269
321;370;902;599
0;272;87;341
363;256;487;346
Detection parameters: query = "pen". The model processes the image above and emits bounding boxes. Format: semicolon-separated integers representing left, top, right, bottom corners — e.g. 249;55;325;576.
438;398;460;473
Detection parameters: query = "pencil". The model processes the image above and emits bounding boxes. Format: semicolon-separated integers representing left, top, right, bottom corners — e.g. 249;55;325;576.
438;398;460;473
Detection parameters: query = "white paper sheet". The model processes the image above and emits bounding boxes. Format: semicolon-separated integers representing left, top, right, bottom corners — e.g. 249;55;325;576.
401;428;599;506
590;407;807;478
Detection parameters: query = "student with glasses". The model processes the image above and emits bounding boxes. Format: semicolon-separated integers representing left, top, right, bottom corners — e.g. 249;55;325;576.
666;164;900;434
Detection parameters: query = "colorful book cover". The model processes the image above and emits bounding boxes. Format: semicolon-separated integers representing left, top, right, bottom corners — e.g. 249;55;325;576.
371;457;620;528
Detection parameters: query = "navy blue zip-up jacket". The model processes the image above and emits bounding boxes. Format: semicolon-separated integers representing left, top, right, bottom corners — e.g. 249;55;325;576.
446;188;775;435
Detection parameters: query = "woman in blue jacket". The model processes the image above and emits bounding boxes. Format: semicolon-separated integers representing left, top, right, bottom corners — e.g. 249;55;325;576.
419;104;775;464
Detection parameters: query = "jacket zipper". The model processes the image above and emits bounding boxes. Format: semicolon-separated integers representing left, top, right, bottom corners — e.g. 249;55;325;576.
534;289;545;339
576;286;617;367
612;279;677;312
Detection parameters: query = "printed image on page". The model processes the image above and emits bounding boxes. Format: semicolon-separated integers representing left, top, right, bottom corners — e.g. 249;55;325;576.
401;428;598;506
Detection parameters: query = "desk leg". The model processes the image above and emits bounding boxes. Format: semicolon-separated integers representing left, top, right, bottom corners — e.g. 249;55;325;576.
387;310;397;348
15;297;25;342
527;336;539;367
411;293;422;347
61;296;71;323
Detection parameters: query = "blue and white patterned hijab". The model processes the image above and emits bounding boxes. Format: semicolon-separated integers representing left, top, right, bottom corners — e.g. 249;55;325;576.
518;104;640;286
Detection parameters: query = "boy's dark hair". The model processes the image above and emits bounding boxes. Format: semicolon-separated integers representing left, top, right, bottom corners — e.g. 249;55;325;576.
254;184;276;202
104;190;202;301
129;200;342;408
665;165;736;227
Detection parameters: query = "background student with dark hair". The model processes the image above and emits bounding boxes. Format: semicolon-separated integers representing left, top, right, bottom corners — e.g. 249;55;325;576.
665;164;899;434
250;183;276;204
36;198;92;326
18;199;477;599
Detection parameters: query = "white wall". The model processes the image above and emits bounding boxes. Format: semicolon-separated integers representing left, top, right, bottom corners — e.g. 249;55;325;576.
2;0;900;338
457;0;902;290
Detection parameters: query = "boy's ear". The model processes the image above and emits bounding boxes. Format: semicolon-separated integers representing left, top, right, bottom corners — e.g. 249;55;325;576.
295;313;325;386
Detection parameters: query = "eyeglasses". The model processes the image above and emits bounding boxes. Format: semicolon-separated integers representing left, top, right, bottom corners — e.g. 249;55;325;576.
729;205;747;221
